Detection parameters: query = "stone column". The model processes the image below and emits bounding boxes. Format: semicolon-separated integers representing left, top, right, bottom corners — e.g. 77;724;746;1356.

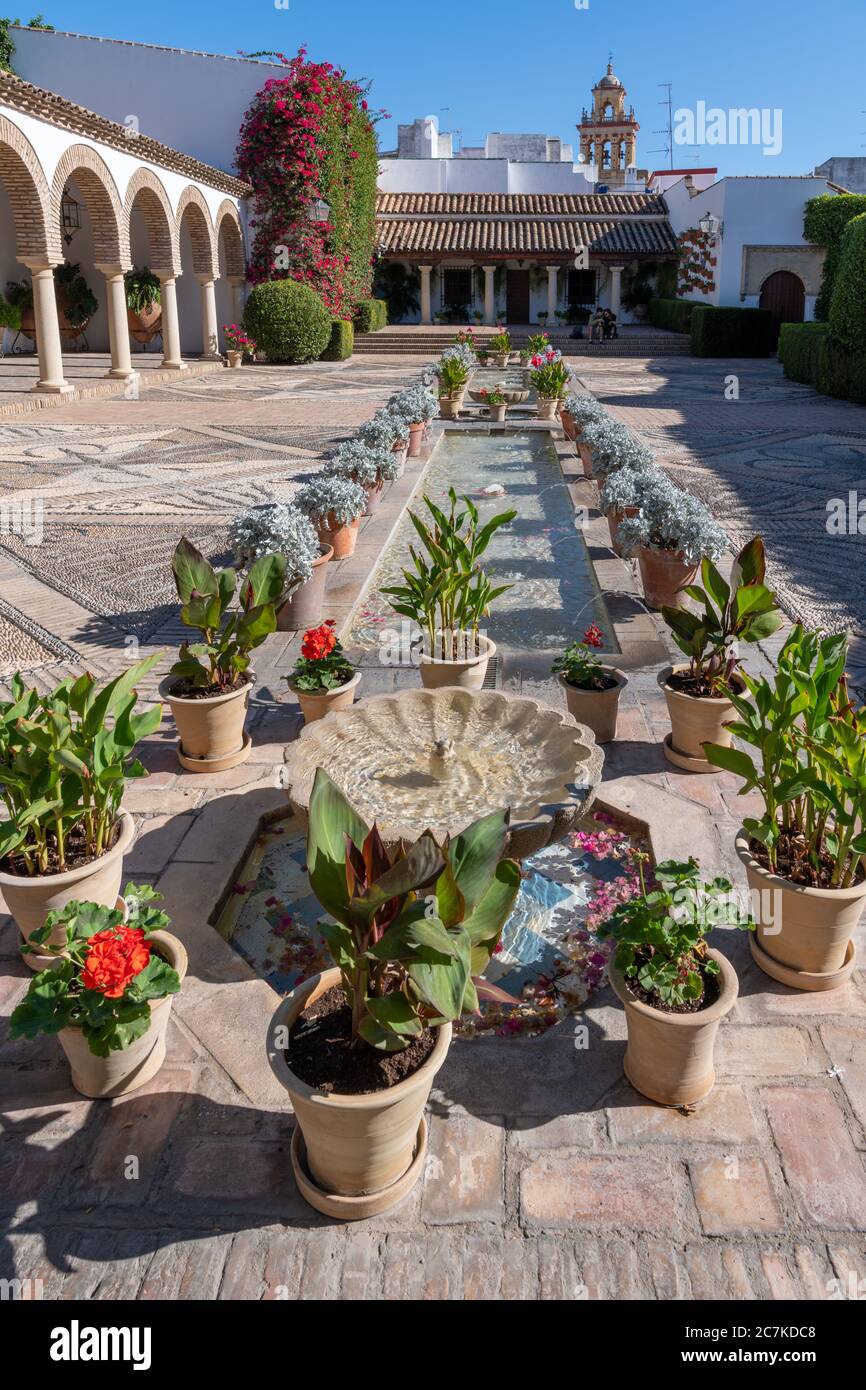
419;265;433;325
547;266;559;324
197;275;221;359
24;263;72;395
97;264;138;382
228;275;246;328
482;265;496;326
157;272;187;371
609;264;624;320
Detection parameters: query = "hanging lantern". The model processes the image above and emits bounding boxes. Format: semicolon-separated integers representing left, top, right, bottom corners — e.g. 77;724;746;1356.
61;190;81;246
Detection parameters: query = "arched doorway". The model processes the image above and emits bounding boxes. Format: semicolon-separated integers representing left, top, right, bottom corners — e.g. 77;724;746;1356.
760;270;805;342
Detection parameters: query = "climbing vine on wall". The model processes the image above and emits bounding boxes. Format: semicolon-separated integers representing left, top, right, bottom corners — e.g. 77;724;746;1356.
676;228;716;297
235;47;383;318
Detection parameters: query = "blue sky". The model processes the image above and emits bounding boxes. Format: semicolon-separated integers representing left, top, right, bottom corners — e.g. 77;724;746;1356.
18;0;866;175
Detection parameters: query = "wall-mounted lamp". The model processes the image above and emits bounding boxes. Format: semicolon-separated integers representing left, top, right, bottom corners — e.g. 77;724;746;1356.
698;211;723;240
61;190;81;246
308;198;331;224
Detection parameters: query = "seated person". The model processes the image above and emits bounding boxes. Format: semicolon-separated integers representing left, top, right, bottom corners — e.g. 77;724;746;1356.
588;306;605;342
602;308;618;340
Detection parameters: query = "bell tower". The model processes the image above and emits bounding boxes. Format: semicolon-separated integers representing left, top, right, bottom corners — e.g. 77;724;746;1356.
577;57;640;187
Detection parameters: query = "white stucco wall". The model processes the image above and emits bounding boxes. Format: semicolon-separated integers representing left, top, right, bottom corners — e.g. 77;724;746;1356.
10;27;280;174
378;157;597;196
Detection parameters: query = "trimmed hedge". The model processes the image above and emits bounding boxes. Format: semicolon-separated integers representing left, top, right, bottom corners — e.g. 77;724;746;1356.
648;298;700;333
0;298;21;331
690;305;774;357
828;212;866;351
778;321;866;405
804;193;866;320
321;319;354;361
243;280;332;364
356;298;388;332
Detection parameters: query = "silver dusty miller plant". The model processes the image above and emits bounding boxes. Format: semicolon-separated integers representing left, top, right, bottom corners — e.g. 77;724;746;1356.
617;476;728;566
581;418;655;478
388;383;438;424
324;439;400;487
229;502;320;581
294;475;367;527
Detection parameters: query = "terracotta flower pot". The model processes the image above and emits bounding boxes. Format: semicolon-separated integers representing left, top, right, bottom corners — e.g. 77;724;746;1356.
159;675;253;773
267;967;452;1218
439;397;460;420
58;929;188;1098
1;812;136;971
127;303;162;345
609;948;738;1106
637;546;698;610
735;831;865;989
277;545;333;630
606;506;639;557
577;442;595;477
493;352;509;368
226;349;243;368
536;398;558;421
364;479;384;516
558;668;628;744
658;664;743;773
560;408;576;440
391;441;407;477
317;512;359;559
418;632;495;692
290;670;361;724
488;403;507;423
407;422;425;457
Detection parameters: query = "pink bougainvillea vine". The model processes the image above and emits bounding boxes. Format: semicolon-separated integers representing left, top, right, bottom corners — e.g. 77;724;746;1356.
235;48;384;317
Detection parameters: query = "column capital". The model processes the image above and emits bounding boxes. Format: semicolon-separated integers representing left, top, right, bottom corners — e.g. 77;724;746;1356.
195;272;220;286
482;265;497;274
227;274;247;288
417;264;433;273
19;260;61;276
95;262;133;279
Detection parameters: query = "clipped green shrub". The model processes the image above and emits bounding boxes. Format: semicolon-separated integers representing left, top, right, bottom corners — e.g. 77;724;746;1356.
355;298;388;332
804;193;866;320
242;280;331;364
0;298;21;331
778;322;827;383
321;319;354;361
690;305;774;357
648;298;700;333
828;213;866;352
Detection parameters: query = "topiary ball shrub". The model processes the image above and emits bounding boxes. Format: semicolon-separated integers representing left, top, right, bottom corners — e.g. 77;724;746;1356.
829;213;866;353
321;319;354;361
243;280;332;364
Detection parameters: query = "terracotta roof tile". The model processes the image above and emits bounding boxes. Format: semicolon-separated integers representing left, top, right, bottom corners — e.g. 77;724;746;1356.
377;216;676;257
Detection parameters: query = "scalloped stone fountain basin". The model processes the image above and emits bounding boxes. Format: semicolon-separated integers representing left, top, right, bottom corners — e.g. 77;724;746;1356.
282;686;603;859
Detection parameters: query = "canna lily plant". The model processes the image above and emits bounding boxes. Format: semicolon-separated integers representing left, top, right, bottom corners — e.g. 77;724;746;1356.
0;659;161;876
381;487;516;659
705;625;866;888
307;769;521;1050
661;536;782;697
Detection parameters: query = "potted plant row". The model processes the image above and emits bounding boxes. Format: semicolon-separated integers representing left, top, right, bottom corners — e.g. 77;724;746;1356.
386;382;439;456
286;621;361;724
706;625;866;991
161;537;286;771
325;438;401;514
488;330;511;368
381;487;516;690
357;409;409;477
10;885;186;1098
658;536;782;772
0;659;161;967
266;768;520;1218
437;355;469;419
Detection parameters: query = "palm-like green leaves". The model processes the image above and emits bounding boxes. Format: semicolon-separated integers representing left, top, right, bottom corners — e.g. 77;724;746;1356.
170;537;286;691
307;769;521;1051
0;660;161;875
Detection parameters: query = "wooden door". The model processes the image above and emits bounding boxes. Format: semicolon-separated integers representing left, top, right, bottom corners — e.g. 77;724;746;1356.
759;271;805;342
506;269;530;324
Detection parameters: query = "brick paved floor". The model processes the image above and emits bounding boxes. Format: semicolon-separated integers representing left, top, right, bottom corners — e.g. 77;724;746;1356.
1;355;864;1301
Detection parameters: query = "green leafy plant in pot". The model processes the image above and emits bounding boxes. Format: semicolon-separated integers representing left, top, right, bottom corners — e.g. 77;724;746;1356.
9;883;187;1097
552;622;627;744
704;625;866;989
381;487;515;689
160;536;286;773
658;535;782;772
437;355;469;418
605;855;753;1105
266;768;521;1217
124;265;162;343
0;659;161;966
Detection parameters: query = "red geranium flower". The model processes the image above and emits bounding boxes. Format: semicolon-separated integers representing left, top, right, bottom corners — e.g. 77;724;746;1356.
583;624;604;649
82;926;151;999
301;620;337;661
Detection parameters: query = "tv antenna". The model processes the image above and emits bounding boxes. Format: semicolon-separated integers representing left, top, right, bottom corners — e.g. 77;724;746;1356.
649;81;674;167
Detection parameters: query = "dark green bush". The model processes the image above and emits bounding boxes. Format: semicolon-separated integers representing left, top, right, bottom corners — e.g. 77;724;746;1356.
0;298;21;331
690;305;774;357
242;280;331;364
355;298;388;332
828;213;866;352
321;319;354;361
777;320;866;405
648;298;700;333
804;193;866;320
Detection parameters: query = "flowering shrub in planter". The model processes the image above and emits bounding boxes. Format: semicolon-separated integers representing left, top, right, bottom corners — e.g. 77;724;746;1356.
291;621;355;692
552;625;627;742
529;356;569;399
224;324;257;358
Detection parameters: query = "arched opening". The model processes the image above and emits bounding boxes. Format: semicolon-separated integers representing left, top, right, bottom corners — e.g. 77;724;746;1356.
215;203;246;349
49;148;126;353
760;270;805;343
126;172;178;356
177;191;217;355
0;121;56;362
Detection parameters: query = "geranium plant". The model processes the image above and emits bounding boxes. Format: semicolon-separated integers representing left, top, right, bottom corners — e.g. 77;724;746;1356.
169;536;286;693
290;621;355;692
306;769;521;1050
224;324;257;355
552;624;611;691
529;356;569;400
602;856;753;1008
704;626;866;887
0;660;161;875
9;885;181;1056
477;387;507;406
